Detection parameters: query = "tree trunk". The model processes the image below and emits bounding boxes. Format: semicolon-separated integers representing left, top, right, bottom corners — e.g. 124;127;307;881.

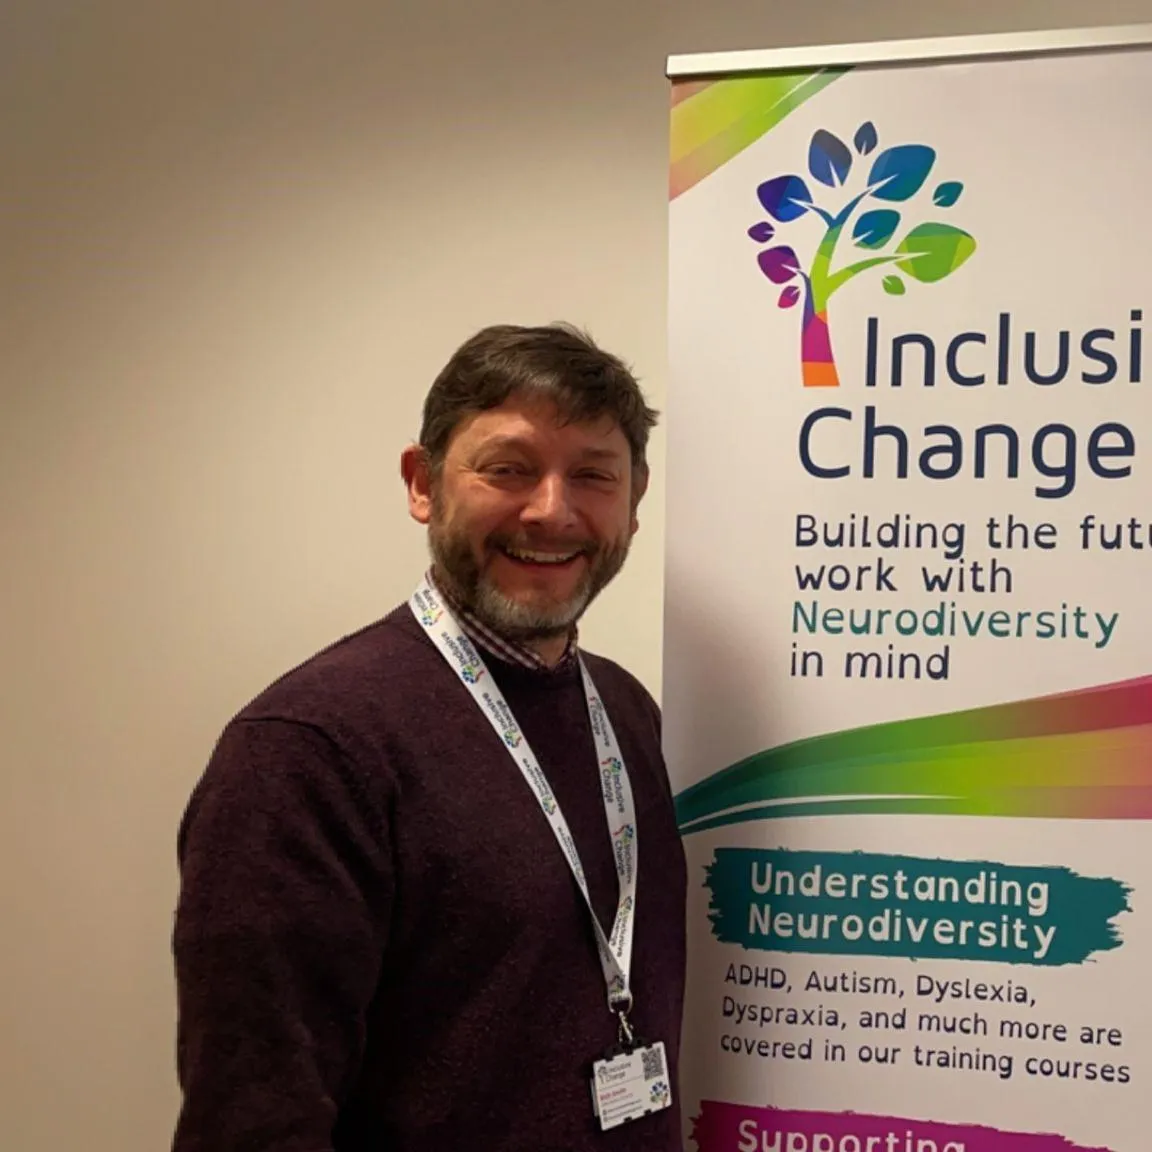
801;292;839;387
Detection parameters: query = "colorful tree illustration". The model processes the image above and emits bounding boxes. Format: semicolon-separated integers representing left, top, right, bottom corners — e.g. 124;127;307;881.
749;121;976;386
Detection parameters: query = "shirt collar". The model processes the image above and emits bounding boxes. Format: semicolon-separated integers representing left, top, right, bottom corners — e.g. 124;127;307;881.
427;568;578;673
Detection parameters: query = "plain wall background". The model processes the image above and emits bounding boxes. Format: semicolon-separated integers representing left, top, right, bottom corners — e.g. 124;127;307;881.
4;2;1151;1148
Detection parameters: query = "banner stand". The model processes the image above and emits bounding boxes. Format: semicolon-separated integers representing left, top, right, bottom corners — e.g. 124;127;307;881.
665;24;1152;1152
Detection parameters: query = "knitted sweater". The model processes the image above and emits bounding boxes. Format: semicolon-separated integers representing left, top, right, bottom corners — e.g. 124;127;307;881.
172;604;687;1152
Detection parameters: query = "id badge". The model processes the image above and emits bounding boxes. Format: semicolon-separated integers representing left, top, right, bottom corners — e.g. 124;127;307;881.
590;1040;672;1131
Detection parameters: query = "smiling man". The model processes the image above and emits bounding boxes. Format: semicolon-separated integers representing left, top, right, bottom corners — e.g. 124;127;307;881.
171;324;687;1152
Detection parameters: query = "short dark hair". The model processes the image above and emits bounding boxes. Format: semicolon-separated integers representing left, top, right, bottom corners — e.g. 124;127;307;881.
419;323;659;475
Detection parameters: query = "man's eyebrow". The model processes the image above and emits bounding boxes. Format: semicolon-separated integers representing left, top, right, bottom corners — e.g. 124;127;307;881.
471;437;625;462
577;447;626;462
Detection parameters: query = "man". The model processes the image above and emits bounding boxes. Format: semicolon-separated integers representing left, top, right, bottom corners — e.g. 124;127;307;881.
171;323;687;1152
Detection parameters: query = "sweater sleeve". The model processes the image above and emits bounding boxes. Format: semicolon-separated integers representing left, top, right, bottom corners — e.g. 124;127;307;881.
171;718;393;1152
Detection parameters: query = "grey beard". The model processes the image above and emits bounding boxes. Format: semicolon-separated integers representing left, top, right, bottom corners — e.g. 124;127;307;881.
469;571;593;640
428;523;629;643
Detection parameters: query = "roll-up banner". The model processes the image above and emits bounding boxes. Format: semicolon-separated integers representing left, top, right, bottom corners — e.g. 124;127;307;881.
665;24;1152;1152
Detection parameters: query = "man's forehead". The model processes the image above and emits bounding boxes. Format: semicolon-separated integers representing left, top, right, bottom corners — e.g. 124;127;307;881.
451;396;626;451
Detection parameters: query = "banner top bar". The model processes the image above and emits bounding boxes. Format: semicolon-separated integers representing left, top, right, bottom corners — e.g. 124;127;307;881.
666;22;1152;78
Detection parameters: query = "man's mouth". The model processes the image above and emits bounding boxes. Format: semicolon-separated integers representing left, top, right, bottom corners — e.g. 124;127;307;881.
500;545;585;567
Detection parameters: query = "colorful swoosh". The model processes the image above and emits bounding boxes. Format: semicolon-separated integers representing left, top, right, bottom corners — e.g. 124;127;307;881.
670;68;848;199
674;674;1152;833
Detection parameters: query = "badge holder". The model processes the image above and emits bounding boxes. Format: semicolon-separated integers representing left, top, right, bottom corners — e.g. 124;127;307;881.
590;993;672;1131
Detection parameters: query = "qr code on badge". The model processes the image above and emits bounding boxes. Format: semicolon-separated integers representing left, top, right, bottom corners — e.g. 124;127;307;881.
640;1045;665;1080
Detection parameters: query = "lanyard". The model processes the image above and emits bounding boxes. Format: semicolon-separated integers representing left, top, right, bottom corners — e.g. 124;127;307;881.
410;575;639;1032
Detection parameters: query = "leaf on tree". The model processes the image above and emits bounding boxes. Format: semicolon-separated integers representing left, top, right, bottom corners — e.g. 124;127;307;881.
854;121;878;155
933;181;964;207
852;209;901;249
747;221;776;243
868;145;936;202
808;129;852;187
756;175;812;222
778;285;802;308
895;223;976;283
882;275;906;296
758;245;802;284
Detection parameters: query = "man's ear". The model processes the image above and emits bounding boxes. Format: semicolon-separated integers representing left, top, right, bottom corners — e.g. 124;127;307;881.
400;444;434;525
629;464;650;535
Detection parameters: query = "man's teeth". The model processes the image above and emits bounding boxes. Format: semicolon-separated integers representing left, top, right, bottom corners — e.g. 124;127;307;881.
504;547;580;564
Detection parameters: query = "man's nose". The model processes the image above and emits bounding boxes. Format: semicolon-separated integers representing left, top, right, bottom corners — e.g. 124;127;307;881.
522;473;576;527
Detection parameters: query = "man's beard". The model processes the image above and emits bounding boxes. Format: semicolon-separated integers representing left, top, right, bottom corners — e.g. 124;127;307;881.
428;504;630;642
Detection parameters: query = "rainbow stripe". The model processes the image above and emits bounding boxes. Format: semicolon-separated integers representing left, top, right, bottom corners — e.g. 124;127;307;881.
675;675;1152;833
670;69;848;199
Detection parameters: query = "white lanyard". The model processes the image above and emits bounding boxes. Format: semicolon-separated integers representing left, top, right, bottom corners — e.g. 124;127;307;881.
410;575;639;1025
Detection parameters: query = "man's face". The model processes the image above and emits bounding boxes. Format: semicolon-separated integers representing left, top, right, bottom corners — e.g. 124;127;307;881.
406;394;644;643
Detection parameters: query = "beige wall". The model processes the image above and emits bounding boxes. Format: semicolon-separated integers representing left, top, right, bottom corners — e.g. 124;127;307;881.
3;2;1151;1148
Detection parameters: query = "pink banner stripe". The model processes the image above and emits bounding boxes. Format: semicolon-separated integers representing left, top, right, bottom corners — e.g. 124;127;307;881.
692;1101;1113;1152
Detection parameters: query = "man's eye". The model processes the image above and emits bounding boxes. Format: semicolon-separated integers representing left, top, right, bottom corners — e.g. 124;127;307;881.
575;469;616;483
485;463;530;477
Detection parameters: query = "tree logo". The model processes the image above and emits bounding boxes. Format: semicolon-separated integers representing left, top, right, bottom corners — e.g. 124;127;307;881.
749;120;977;387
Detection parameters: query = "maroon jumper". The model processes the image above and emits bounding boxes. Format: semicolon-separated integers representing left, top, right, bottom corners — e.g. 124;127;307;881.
172;604;687;1152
